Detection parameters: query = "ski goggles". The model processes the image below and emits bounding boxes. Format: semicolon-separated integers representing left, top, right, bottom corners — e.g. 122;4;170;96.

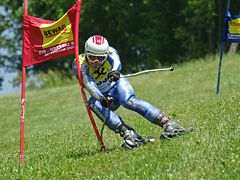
86;52;108;63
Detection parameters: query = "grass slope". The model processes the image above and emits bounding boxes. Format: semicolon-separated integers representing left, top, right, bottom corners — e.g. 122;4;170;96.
0;55;239;179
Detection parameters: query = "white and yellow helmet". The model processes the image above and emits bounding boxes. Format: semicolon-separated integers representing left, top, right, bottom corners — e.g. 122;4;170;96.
84;35;109;69
85;35;109;56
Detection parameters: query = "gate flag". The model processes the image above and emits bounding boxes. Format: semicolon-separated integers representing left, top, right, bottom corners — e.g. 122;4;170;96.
22;2;78;67
226;15;240;42
216;0;240;95
20;0;105;164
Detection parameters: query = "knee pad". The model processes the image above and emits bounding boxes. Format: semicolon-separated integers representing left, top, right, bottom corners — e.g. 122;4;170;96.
125;96;145;111
121;95;134;108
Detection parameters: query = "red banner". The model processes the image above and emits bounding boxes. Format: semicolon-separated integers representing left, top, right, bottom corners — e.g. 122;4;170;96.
22;1;80;67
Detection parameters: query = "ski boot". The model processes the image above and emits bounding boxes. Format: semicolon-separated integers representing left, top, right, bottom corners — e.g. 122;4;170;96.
116;123;147;149
153;113;193;140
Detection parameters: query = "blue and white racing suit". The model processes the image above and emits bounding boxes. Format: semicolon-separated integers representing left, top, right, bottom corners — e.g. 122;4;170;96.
72;47;162;131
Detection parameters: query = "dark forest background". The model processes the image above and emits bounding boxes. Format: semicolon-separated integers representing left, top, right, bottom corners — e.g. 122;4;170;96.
1;0;240;87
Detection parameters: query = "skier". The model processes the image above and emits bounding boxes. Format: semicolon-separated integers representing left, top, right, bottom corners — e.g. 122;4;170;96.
72;35;192;149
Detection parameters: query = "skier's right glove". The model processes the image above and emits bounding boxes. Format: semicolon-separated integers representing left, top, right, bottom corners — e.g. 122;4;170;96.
100;96;114;107
108;71;120;82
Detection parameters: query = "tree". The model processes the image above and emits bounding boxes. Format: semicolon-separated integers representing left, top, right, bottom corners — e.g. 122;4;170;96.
0;1;23;73
0;0;232;88
0;0;78;87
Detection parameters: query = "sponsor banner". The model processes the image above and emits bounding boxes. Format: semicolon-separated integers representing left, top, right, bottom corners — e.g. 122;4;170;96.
227;34;240;42
229;17;240;34
226;16;240;43
22;1;80;66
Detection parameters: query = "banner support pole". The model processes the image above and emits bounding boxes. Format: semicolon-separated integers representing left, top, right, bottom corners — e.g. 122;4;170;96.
20;66;26;164
19;0;28;165
216;41;225;95
74;0;105;151
216;0;231;95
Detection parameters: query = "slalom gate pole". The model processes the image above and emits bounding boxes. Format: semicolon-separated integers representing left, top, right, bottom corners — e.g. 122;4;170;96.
216;42;225;95
20;67;26;165
216;0;231;95
74;0;105;151
19;0;28;165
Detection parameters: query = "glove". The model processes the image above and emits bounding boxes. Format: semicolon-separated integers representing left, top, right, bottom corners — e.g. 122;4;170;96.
108;71;120;82
100;96;114;107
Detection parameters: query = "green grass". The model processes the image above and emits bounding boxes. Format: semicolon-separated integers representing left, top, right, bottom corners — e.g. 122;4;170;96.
0;54;240;179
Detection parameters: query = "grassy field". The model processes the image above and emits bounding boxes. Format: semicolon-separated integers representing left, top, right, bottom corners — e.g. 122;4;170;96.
0;54;239;179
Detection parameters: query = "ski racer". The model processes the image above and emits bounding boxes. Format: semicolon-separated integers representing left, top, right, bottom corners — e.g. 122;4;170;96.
72;35;192;149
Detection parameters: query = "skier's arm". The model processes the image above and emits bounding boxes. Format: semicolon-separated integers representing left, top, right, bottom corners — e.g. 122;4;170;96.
108;47;122;72
81;65;113;107
81;64;103;101
108;47;122;81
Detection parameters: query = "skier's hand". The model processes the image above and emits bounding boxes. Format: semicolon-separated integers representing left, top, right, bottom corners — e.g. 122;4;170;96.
108;71;120;82
100;96;114;107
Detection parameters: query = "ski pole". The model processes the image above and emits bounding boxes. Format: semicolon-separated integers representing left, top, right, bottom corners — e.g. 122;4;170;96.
100;107;109;142
121;67;174;78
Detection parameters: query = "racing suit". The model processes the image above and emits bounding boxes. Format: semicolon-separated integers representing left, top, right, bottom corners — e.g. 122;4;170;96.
72;47;162;132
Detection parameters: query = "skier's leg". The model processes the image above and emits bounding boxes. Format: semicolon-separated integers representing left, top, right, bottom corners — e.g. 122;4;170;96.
88;96;146;148
111;78;192;140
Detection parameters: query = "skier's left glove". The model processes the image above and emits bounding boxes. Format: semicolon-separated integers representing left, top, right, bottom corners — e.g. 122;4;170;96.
100;96;114;107
108;71;120;82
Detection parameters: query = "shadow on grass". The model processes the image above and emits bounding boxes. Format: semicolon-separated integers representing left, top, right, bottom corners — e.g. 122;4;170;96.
66;146;119;159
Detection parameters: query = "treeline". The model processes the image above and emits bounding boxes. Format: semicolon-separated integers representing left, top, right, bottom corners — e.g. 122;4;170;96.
1;0;240;83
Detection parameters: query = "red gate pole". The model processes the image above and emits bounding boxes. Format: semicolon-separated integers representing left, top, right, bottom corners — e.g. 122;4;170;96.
74;0;105;151
20;67;26;164
19;0;28;165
